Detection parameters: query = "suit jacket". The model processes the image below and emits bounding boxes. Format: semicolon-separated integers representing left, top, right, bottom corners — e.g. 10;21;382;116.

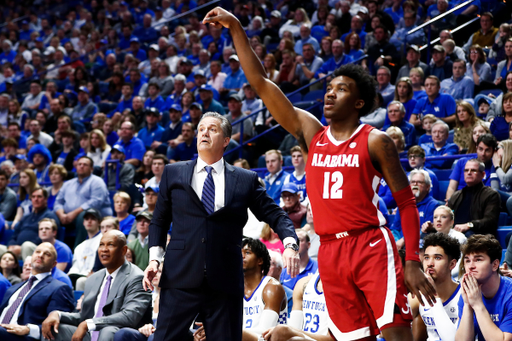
149;160;297;295
0;274;74;331
59;261;152;331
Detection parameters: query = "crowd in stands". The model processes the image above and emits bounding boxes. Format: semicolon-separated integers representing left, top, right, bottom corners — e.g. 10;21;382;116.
0;0;512;340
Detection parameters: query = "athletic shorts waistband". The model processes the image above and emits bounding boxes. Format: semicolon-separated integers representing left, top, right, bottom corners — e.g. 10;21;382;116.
320;226;384;243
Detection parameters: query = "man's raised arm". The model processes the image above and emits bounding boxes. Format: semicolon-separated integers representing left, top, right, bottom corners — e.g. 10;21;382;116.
203;7;322;154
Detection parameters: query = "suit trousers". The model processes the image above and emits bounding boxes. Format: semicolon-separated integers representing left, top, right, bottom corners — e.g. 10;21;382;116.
51;323;119;341
154;276;243;341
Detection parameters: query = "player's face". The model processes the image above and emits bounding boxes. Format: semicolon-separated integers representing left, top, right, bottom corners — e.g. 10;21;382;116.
324;76;364;120
423;246;454;281
242;245;261;272
433;207;453;233
464;252;499;284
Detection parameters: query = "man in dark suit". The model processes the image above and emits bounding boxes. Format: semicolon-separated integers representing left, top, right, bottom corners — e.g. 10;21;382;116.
0;242;74;341
42;230;152;341
143;112;299;341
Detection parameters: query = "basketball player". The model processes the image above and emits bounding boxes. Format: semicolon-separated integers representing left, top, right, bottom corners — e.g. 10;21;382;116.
263;273;332;341
409;233;461;341
203;8;436;341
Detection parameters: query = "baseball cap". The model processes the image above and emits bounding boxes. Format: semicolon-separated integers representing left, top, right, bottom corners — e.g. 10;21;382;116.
136;210;153;221
199;84;214;92
228;93;242;102
14;154;26;161
146;107;161;116
170;103;182;112
180;58;194;66
357;7;369;14
43;46;55;55
57;46;67;55
83;208;101;221
271;10;282;18
281;182;299;195
112;144;126;154
100;39;108;45
190;102;203;111
149;44;159;51
407;45;420;53
478;97;492;106
194;70;205;78
130;37;140;43
145;186;160;194
432;45;445;53
229;54;240;62
78;86;89;94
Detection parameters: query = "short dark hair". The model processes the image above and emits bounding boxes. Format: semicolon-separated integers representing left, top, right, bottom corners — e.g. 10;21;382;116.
333;64;377;117
242;237;271;276
462;234;502;268
423;233;461;262
476;133;497;150
77;156;94;167
31;187;48;199
152;154;169;165
7;122;20;130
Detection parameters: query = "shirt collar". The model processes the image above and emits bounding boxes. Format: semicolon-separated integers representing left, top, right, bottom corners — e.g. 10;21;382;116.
196;156;224;175
106;263;123;280
30;272;51;282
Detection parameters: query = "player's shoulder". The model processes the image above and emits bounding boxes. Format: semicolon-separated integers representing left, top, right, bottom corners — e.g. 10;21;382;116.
263;277;286;296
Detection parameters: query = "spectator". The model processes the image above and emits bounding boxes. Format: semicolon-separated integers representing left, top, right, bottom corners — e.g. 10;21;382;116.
386;126;407;157
493;140;512;193
382;101;416;149
150;62;175;98
116;121;146;168
224;94;254;143
0;243;74;341
454;101;482;152
200;84;226;115
407;146;440;199
0;139;16;165
112;191;135;236
315;39;351;79
70;86;99;123
21;217;73;273
467;44;493;86
0;40;16;65
193;49;212;79
8;187;60;261
294;24;320;55
152;105;183;155
456;235;512;341
280;183;307;230
463;12;499;54
396;45;428;82
28;143;52;183
138;108;165;150
391;170;441;250
442;39;466;64
440;59;475;100
27;119;54;149
262;10;283;45
144;154;168;190
11;169;38;229
127;211;151;271
106;145;135;192
447;134;499;200
241;83;263;118
134;150;155;187
0;169;17;221
134;14;158;45
410;67;427;101
492;23;511;63
283;146;307;202
448;159;501;237
221;55;248;94
0;251;21;285
87;129;112;168
426;45;453;82
366;25;399;76
361;93;387;129
51;130;78;173
410;76;457;127
390;11;425;48
264;150;289;204
279;230;317;291
208;60;227;92
54;156;112;248
291;43;324;88
111;83;135;119
486;72;512;122
422;121;459;169
279;8;311;39
42;230;152;341
6;122;27;155
168;123;197;162
376;66;395;107
47;164;66;211
341;15;367;49
144;83;165;112
21;82;44;114
344;32;365;63
491;92;512;141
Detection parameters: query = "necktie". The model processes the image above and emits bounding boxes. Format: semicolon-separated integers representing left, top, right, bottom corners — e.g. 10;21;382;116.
202;166;215;215
91;275;112;341
1;276;37;324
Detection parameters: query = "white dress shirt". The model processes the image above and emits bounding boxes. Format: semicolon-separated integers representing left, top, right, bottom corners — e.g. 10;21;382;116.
0;272;51;340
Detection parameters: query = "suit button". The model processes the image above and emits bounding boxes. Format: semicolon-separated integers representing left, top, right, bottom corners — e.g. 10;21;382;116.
202;238;206;243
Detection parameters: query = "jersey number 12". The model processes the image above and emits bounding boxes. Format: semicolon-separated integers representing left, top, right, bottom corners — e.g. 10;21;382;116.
323;171;343;199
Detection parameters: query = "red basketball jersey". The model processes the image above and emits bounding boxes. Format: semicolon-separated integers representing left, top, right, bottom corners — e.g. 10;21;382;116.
305;124;386;235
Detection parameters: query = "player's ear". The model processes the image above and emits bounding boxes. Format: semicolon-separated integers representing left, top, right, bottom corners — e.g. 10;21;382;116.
354;99;364;110
449;258;457;271
492;259;500;273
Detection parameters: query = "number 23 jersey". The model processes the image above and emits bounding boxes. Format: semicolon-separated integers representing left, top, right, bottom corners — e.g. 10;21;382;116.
305;125;387;235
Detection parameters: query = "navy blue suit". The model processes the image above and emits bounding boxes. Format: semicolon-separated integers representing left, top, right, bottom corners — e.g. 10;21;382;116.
149;160;296;341
0;274;74;341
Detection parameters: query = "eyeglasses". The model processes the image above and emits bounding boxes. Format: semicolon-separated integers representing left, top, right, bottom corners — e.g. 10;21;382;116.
410;180;425;185
470;51;478;54
464;168;479;173
408;155;422;160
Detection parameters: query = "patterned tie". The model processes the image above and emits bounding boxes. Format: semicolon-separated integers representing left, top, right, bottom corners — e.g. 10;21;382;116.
91;275;112;341
202;166;215;215
1;276;37;324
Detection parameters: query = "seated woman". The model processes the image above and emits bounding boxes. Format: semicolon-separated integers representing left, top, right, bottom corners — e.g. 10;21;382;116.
492;139;512;193
259;223;284;254
113;191;135;236
491;92;512;141
454;100;482;152
386;126;407;158
0;251;22;285
47;164;67;210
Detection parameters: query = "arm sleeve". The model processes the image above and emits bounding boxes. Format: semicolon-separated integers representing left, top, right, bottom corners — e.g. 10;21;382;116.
392;186;420;262
496;167;512;187
288;310;304;330
430;297;458;341
252;309;279;335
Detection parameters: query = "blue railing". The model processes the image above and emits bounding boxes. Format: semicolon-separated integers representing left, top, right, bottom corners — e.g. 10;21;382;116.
225;54;368;159
152;0;220;28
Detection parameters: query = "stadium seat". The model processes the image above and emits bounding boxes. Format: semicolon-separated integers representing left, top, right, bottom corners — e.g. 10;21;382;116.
303;90;325;102
502;249;507;265
287;92;302;104
434;169;452;181
478;89;502;98
500;212;509;227
1;229;13;245
497;227;512;249
438;180;450;199
74;290;84;303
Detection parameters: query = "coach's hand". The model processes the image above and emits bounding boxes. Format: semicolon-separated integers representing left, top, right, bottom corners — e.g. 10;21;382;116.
282;248;300;278
143;260;159;291
405;260;437;307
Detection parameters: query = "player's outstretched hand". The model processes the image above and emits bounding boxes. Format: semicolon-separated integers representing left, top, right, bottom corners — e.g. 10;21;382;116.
143;260;159;291
405;260;437;306
203;7;239;30
282;248;300;278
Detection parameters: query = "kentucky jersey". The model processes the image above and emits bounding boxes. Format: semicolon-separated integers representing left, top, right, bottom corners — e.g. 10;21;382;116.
283;171;307;202
243;276;288;331
420;284;460;341
305;125;386;235
302;273;328;335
